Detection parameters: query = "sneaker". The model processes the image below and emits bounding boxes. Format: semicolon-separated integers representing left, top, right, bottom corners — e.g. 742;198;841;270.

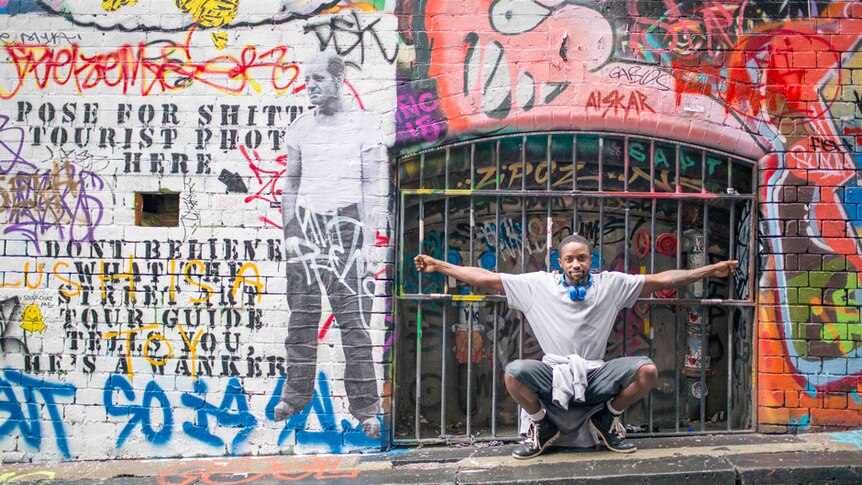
273;400;296;422
512;416;560;460
362;417;381;440
589;408;637;453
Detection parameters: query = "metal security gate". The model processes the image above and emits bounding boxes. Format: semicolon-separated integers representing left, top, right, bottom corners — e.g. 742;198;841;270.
393;133;756;445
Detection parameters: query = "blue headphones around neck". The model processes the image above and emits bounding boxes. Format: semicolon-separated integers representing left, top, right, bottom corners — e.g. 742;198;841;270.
561;273;592;301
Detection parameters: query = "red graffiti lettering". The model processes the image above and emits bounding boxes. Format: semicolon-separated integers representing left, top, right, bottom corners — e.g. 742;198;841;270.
1;27;300;99
585;89;655;118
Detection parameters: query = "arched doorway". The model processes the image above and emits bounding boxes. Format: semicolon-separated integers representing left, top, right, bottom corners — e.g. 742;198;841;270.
394;133;757;444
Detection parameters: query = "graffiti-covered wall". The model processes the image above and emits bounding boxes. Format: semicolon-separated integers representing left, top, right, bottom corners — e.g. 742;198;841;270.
2;0;862;464
392;0;862;435
0;0;397;462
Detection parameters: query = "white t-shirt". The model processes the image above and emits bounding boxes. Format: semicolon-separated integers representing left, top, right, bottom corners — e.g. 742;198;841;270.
500;271;645;360
286;107;382;213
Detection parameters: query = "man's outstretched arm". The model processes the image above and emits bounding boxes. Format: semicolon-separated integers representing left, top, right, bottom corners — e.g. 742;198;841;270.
640;260;738;298
414;254;505;293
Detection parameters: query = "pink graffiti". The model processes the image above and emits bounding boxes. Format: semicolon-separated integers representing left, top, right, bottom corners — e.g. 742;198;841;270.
627;0;744;62
396;92;444;142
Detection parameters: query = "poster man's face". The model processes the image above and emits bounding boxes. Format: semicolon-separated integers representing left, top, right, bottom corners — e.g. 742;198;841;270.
305;61;341;106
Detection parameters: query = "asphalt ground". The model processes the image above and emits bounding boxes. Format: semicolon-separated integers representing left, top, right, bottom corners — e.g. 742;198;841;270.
2;431;862;484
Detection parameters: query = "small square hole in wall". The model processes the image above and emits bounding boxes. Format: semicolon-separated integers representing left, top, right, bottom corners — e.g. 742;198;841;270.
135;192;180;227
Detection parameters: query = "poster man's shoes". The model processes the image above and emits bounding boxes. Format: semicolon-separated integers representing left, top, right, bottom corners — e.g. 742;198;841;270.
273;400;296;422
590;408;637;453
512;416;560;460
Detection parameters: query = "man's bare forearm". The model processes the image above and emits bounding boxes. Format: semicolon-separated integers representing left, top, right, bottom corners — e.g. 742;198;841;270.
655;266;715;287
416;256;504;292
641;260;737;297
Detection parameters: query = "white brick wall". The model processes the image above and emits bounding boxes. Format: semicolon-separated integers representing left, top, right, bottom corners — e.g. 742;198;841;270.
0;3;397;462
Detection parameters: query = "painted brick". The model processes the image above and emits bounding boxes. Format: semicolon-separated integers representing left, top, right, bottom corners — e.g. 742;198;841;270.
758;322;782;339
808;271;852;288
758;355;787;373
797;391;824;409
808;340;845;358
759;389;785;407
774;237;810;253
759;339;788;357
758;373;800;390
758;406;790;424
785;391;800;408
758;424;789;434
810;408;862;427
826;393;848;410
843;187;862;204
796;186;817;203
798;287;823;304
823;255;848;272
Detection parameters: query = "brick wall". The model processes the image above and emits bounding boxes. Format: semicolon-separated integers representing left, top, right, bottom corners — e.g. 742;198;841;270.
0;1;397;462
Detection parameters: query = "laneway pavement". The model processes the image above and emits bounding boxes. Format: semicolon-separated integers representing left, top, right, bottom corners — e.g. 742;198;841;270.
2;431;862;484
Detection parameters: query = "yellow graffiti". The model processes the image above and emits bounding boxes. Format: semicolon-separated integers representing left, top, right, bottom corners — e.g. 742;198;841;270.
20;305;46;333
323;2;379;14
177;324;204;380
98;255;137;303
103;324;210;380
0;471;55;483
232;262;264;303
102;0;138;11
0;262;44;289
144;333;173;367
184;260;215;304
104;325;160;380
176;0;240;49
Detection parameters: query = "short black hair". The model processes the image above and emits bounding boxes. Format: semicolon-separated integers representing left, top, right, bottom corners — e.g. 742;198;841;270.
558;234;591;254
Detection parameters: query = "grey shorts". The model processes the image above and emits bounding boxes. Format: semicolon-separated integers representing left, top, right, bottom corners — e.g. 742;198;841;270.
505;356;654;407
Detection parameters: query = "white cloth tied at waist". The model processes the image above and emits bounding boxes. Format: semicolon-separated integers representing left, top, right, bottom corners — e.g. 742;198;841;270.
542;353;604;410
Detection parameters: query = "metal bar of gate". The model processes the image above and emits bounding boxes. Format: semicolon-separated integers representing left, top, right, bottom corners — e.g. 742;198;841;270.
440;148;451;437
488;141;498;437
393;183;405;443
648;139;656;433
547;135;553;269
415;154;426;441
598;137;605;262
700;202;709;431
495;140;503;435
727;156;737;431
700;150;710;433
675;196;682;433
519;137;527;427
400;188;753;201
573;135;578;236
467;145;476;436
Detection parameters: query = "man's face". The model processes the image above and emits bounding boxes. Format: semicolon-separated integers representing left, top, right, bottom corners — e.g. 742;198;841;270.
305;61;341;106
558;242;592;286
